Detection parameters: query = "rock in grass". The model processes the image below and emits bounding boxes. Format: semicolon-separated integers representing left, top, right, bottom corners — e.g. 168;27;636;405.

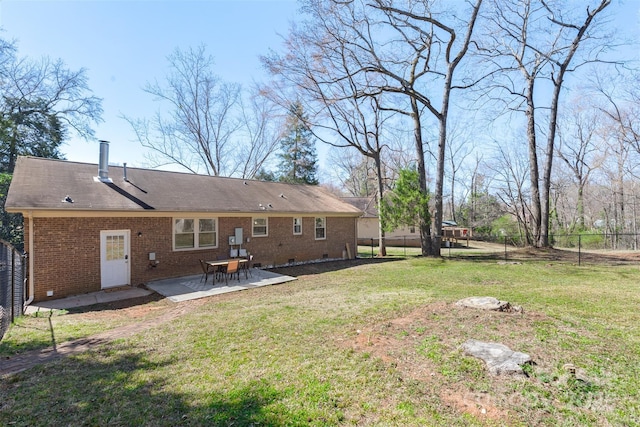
456;296;512;311
462;339;532;376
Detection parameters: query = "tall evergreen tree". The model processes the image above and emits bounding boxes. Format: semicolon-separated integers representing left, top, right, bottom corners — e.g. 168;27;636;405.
276;102;318;185
381;168;430;240
254;168;277;182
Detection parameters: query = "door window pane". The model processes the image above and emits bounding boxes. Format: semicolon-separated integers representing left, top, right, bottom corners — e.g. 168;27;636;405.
106;235;125;260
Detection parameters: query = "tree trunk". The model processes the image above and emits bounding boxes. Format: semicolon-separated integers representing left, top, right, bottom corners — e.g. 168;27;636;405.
577;181;585;230
525;78;541;247
617;156;625;236
8;124;19;174
539;0;611;247
374;152;387;256
540;75;566;248
449;154;456;223
431;115;445;257
431;67;455;257
411;97;432;256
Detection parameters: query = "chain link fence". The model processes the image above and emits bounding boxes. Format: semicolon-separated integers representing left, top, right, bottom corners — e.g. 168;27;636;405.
549;233;640;251
358;233;640;265
0;240;27;341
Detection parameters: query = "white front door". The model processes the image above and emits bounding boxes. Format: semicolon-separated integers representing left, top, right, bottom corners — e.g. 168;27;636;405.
100;230;130;289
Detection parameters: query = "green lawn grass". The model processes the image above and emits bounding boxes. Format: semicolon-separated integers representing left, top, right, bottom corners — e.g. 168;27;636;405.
2;257;639;426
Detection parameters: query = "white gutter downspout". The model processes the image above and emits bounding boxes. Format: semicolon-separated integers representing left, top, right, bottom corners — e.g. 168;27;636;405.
23;210;34;308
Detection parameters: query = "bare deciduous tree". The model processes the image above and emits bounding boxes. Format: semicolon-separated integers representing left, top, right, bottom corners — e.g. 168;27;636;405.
596;71;640;157
262;4;402;256
268;0;484;256
361;0;485;256
555;96;605;231
327;147;378;197
479;0;613;247
123;46;283;178
444;119;475;223
489;138;533;243
234;88;286;179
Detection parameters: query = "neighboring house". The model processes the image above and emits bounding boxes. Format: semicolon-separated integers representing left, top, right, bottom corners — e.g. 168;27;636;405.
342;197;470;247
6;146;361;303
341;197;420;246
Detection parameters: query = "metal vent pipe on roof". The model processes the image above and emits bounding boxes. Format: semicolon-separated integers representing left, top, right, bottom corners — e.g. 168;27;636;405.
98;140;109;181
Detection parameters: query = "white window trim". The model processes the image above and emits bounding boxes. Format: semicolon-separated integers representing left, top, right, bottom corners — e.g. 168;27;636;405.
252;217;269;237
315;217;326;240
173;217;218;251
293;217;303;235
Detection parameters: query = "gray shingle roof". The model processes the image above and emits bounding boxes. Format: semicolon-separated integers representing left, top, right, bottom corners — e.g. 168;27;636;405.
341;197;378;218
6;157;362;216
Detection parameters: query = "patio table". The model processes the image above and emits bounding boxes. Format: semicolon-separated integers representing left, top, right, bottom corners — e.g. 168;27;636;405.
206;258;249;284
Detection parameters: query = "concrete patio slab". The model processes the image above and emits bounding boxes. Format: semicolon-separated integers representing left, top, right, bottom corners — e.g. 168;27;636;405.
25;287;153;314
23;269;296;314
146;268;297;302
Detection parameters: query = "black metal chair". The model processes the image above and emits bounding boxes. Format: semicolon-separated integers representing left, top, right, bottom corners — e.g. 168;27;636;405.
199;259;215;284
214;255;227;280
241;254;253;278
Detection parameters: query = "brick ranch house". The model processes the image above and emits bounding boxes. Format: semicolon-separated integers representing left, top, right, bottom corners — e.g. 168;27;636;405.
6;151;361;303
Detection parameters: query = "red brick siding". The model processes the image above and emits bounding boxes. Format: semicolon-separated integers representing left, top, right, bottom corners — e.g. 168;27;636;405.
29;215;356;302
245;217;354;266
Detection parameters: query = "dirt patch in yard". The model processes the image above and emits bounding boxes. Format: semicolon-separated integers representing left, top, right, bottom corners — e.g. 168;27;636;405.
336;300;558;423
65;292;169;319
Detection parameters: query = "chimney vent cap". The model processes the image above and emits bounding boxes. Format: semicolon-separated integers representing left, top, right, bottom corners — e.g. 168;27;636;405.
96;140;112;182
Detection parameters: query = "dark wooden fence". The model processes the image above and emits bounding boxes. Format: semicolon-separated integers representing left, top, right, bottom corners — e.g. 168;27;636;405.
0;240;26;341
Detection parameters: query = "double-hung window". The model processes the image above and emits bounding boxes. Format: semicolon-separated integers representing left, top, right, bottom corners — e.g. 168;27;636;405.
315;217;326;240
253;217;268;237
198;219;216;247
293;217;302;235
174;218;217;250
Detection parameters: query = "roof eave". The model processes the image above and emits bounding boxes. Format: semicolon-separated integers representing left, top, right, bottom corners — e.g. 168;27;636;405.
7;207;362;218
